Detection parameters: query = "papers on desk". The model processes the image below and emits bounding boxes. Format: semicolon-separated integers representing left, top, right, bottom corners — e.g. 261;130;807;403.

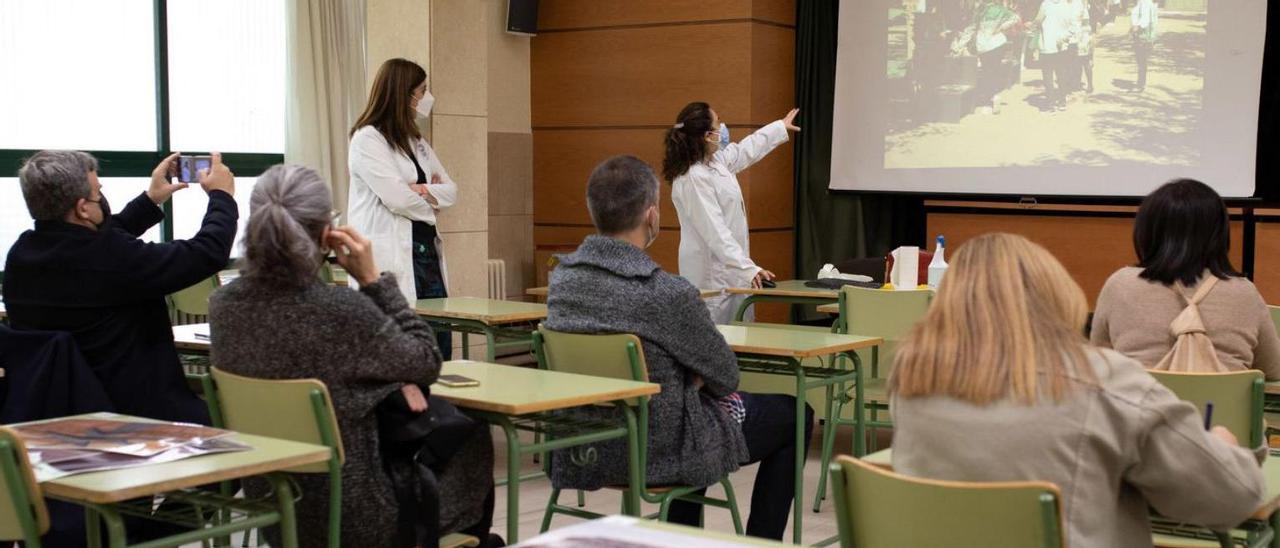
16;418;250;482
517;515;758;548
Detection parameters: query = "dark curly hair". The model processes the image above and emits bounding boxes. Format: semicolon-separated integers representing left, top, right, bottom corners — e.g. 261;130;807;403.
661;102;716;183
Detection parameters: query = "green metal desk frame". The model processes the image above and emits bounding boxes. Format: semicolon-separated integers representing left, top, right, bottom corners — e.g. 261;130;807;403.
421;317;536;363
465;402;643;543
72;475;299;548
731;349;863;546
732;296;837;323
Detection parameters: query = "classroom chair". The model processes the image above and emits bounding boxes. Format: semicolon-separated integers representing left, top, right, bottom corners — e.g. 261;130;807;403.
814;286;932;511
209;368;346;548
829;455;1064;548
1147;369;1267;548
533;328;744;534
0;426;49;547
169;275;219;325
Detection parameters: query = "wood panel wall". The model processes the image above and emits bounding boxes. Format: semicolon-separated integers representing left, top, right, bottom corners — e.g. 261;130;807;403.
925;202;1279;308
531;1;797;321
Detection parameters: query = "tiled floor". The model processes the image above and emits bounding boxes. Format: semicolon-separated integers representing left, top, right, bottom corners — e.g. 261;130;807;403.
493;422;880;545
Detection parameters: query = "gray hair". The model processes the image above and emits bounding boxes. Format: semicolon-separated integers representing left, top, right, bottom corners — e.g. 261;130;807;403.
242;164;333;287
17;150;99;221
586;155;659;234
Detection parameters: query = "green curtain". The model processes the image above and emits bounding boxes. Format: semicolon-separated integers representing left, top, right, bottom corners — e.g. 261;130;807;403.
793;0;925;286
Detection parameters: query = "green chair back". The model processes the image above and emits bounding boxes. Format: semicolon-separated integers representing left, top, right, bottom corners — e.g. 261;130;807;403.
1268;305;1280;336
1147;369;1265;449
838;286;933;370
209;368;345;473
533;327;648;406
169;276;219;324
0;427;48;547
830;456;1063;548
210;368;345;548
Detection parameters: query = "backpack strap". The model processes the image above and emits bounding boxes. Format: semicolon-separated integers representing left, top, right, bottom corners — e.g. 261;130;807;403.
1184;275;1219;306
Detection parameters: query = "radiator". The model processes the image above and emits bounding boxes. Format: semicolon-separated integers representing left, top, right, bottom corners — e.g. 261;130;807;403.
487;259;507;300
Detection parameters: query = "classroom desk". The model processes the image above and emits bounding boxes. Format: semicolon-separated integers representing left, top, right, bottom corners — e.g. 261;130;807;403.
1266;382;1280;415
716;324;882;545
172;323;210;353
415;297;547;362
725;281;838;322
433;360;660;543
518;514;788;547
816;302;839;315
25;412;329;548
862;448;1280;548
525;286;722;299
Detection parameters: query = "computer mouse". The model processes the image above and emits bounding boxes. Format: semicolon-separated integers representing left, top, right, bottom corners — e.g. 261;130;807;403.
761;279;777;289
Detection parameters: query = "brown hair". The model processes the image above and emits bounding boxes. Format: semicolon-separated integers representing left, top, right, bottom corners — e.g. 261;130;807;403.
661;102;715;183
351;58;426;157
889;233;1094;405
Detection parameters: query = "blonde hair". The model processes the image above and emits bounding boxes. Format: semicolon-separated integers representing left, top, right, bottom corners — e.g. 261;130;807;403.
889;233;1094;404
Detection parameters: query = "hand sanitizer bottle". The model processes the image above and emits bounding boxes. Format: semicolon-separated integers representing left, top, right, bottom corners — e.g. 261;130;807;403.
927;235;948;288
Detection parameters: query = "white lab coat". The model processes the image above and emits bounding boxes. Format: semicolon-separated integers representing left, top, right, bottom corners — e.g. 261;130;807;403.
671;120;789;324
347;125;458;303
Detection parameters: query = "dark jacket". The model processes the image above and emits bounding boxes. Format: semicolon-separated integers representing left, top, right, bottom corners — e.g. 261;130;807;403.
545;235;748;490
208;273;493;547
2;191;237;425
0;326;113;423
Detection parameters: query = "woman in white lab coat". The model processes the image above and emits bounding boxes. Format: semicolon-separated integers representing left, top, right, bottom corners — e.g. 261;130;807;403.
348;58;458;357
662;102;800;324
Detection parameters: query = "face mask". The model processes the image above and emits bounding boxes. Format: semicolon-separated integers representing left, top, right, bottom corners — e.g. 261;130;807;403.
718;123;731;150
414;91;435;118
89;194;112;229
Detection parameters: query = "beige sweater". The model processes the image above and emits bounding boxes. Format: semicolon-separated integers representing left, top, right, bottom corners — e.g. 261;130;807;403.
891;348;1265;548
1091;267;1280;380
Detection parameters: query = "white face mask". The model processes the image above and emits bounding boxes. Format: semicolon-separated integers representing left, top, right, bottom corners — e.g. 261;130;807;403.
414;91;435;118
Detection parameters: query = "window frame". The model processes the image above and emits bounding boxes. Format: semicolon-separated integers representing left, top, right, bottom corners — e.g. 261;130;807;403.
0;0;284;248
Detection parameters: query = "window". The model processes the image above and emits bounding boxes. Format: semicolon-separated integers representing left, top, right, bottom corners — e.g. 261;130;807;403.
0;0;285;273
172;177;257;257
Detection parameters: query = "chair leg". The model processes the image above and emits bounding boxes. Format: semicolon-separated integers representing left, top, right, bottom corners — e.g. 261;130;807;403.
719;478;745;535
577;489;586;507
540;488;562;533
813;382;840;512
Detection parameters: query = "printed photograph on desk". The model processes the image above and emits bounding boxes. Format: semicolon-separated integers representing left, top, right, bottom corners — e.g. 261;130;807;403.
16;418;249;481
885;0;1205;169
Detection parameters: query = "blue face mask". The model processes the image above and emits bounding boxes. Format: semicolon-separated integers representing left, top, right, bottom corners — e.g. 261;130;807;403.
718;123;731;150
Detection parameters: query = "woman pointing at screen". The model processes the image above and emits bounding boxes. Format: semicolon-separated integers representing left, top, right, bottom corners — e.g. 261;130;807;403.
662;103;800;324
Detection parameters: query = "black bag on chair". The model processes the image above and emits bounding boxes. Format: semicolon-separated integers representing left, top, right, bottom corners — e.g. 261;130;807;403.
377;385;480;548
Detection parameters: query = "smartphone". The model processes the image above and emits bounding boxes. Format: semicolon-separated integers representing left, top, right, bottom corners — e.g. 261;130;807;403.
437;374;480;388
176;155;213;183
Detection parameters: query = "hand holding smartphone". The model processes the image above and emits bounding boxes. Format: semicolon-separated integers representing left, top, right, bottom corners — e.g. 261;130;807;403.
171;155;213;183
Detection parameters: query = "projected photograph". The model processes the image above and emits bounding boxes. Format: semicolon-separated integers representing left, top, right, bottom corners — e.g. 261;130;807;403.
884;0;1207;169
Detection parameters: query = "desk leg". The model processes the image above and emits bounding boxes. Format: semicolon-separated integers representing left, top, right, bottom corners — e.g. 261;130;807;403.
88;504;126;548
792;359;807;546
851;351;866;457
266;473;299;548
500;420;523;543
462;331;471;360
85;506;102;548
621;404;642;516
485;328;498;363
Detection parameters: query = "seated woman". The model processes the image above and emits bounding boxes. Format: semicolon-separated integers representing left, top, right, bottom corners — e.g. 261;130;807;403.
208;165;497;547
890;232;1265;547
544;155;813;540
1092;179;1280;379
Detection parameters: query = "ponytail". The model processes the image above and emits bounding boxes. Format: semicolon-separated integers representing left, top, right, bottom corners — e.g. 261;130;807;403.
242;165;333;289
661;102;715;183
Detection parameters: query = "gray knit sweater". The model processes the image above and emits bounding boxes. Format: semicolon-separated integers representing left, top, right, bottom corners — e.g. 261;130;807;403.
545;235;749;489
208;273;493;547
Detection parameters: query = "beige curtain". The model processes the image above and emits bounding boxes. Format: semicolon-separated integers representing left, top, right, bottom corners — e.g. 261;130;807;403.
285;0;367;217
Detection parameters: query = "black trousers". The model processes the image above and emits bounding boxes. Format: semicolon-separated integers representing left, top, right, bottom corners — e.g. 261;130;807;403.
412;222;452;360
1134;38;1151;90
667;393;815;540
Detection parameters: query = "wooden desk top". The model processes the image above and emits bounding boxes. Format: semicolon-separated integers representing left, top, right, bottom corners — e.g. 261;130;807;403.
172;323;210;352
863;448;1280;521
1266;381;1280;396
432;360;659;416
28;413;329;504
526;286;723;299
717;324;881;359
724;280;838;299
414;297;547;325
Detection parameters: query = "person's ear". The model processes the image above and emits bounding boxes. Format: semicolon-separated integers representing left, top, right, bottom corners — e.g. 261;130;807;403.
74;198;93;221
